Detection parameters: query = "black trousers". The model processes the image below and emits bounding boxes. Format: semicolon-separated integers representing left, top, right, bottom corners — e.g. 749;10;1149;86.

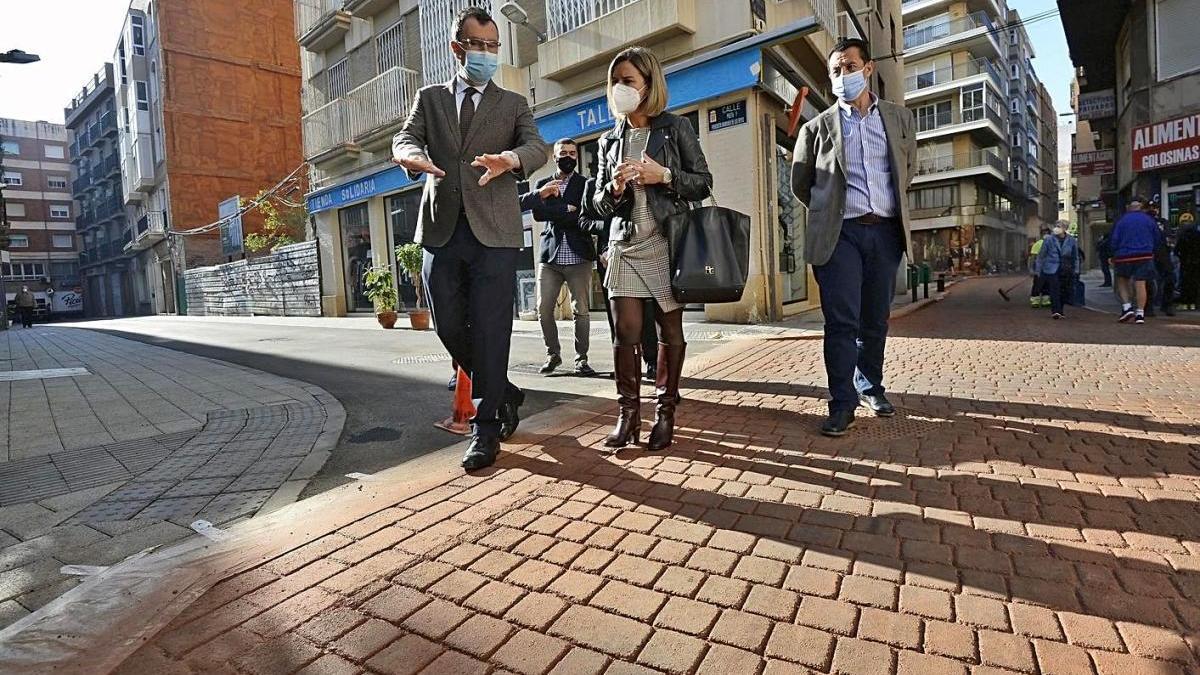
18;307;33;328
423;215;520;440
597;258;657;365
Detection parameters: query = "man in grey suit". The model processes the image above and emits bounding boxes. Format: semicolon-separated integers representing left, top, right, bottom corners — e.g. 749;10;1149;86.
791;37;916;437
393;6;549;470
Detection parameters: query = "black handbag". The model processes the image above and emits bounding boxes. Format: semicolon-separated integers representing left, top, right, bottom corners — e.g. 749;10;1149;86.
663;194;751;304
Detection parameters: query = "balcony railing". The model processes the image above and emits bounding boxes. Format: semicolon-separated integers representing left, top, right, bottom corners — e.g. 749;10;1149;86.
127;211;167;251
904;11;994;51
346;66;421;140
97;110;118;139
302;98;353;160
917;103;1004;133
914;148;1006;177
72;173;91;195
546;0;638;39
295;0;345;39
102;152;120;176
906;58;1003;94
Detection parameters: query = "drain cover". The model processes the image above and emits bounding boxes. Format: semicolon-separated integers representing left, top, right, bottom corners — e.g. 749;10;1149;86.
392;353;453;365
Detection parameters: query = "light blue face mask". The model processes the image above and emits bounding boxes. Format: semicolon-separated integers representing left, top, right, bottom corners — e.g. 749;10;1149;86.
460;50;498;85
832;70;867;102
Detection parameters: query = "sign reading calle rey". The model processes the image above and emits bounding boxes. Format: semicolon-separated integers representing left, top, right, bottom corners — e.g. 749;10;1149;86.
1071;149;1115;176
1132;113;1200;172
1076;89;1115;120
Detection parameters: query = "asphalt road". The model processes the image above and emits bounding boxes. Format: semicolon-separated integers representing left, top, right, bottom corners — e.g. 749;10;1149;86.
63;313;729;498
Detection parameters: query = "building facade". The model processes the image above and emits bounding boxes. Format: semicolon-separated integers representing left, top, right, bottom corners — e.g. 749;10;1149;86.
112;0;304;315
1060;0;1200;258
300;0;905;322
65;64;137;318
0;118;83;318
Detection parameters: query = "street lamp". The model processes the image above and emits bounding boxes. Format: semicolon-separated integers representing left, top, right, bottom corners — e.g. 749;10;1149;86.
0;49;41;330
0;50;40;64
500;2;546;42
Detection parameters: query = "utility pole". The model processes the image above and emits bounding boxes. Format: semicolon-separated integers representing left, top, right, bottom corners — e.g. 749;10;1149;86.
1;129;10;331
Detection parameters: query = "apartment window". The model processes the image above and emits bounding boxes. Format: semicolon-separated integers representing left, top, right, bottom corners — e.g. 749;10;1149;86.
135;81;149;111
327;58;350;99
1012;165;1022;181
47;177;68;190
132;15;145;56
914;60;938;89
3;262;45;279
9;234;29;248
962;85;984;122
2;171;22;186
0;140;17;156
1011;98;1019;113
118;41;128;84
909;185;957;210
377;20;405;73
50;262;78;281
6;202;25;217
1010;63;1019;79
50;205;71;219
1010;29;1018;45
915;101;951;132
1156;0;1200;79
51;234;74;248
44;145;65;160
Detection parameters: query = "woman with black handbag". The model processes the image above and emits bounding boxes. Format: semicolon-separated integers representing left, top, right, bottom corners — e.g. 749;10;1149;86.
590;46;713;451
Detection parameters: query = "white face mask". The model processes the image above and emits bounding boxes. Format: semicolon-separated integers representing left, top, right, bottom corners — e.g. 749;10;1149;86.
610;83;643;115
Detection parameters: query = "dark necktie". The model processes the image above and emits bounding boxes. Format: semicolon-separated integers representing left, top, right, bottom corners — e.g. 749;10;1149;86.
459;87;478;142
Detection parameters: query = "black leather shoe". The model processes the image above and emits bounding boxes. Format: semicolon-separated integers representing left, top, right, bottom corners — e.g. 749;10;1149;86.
539;354;562;374
498;387;525;441
859;393;896;417
461;435;499;470
821;409;856;437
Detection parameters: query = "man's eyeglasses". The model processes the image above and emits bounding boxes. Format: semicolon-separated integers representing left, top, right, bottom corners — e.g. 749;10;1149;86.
457;38;501;53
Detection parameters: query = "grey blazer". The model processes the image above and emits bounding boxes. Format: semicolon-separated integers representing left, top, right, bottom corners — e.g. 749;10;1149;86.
790;97;917;267
392;80;549;249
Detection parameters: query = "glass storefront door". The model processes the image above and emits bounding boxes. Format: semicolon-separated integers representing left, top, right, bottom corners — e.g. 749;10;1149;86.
388;190;420;308
776;142;807;303
339;203;372;312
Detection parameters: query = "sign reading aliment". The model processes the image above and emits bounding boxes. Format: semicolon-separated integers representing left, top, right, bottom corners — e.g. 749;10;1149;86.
1071;149;1114;176
1132;113;1200;172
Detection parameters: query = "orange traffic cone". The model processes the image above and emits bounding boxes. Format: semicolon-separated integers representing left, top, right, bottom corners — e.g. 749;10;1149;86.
434;367;475;435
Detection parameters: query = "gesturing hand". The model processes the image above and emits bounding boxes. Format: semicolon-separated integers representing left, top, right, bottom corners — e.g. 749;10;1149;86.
539;180;562;199
393;155;446;178
637;152;668;185
472;153;518;186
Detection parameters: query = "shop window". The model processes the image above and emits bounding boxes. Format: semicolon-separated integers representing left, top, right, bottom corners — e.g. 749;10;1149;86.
339;203;372;312
389;190;420;307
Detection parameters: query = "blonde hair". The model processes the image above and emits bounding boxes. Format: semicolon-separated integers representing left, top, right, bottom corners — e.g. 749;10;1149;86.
606;47;669;121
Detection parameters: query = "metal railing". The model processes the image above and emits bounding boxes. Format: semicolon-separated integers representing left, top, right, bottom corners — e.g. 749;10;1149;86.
102;152;120;176
914;148;1005;177
98;110;117;137
296;0;346;40
905;58;1003;94
302;98;353;159
904;11;995;51
346;66;421;140
72;173;91;195
546;0;638;39
919;103;1004;133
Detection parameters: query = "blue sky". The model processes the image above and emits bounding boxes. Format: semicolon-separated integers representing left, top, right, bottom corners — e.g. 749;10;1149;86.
1007;0;1073;117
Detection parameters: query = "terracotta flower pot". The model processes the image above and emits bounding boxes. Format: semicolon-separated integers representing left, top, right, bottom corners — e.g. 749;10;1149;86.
407;308;432;331
376;310;398;329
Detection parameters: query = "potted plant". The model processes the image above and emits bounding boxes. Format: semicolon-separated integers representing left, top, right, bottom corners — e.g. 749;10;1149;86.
395;243;431;330
362;265;399;329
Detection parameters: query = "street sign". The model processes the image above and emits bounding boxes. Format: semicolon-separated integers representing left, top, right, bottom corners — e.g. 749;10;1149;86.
1077;89;1115;120
708;100;748;132
1072;149;1115;176
219;195;243;257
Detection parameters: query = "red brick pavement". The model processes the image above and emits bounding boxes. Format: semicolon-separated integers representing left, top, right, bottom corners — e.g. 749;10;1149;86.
114;277;1200;675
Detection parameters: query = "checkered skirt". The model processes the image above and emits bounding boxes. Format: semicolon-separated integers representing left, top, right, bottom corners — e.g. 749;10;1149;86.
606;233;682;313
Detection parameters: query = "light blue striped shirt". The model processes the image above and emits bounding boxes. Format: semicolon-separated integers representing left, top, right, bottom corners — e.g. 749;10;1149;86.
839;95;898;219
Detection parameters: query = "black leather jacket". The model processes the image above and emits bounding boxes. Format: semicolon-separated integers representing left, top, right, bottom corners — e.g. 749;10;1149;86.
589;112;713;244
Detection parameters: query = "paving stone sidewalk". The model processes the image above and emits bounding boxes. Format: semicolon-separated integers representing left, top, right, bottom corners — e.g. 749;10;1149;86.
98;276;1200;675
0;327;344;626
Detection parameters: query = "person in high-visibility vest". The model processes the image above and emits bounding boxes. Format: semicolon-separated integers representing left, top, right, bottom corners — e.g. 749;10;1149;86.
1029;228;1050;307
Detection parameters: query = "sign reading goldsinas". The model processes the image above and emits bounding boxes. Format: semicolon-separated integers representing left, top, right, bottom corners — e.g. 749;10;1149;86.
1132;113;1200;172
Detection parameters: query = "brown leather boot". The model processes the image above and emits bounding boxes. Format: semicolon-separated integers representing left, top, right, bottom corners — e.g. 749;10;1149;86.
648;343;685;451
605;344;642;447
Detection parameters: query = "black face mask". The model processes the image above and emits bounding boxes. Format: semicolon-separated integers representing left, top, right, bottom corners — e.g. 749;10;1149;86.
556;156;577;174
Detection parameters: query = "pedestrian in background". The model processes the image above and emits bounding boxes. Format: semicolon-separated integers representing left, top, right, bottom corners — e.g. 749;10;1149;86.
791;37;916;437
15;286;35;328
1035;222;1080;319
1176;211;1199;310
1110;195;1159;324
520;138;598;377
1096;231;1113;287
592;46;713;451
1154;222;1178;317
1028;228;1050;308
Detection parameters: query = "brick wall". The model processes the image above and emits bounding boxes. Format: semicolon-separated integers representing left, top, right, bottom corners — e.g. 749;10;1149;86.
183;240;320;316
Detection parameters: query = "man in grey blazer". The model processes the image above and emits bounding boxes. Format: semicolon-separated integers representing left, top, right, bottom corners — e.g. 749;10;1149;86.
393;6;549;470
791;37;916;437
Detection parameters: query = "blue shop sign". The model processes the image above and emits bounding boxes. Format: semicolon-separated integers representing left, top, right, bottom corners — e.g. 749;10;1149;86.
307;165;417;214
535;46;762;142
